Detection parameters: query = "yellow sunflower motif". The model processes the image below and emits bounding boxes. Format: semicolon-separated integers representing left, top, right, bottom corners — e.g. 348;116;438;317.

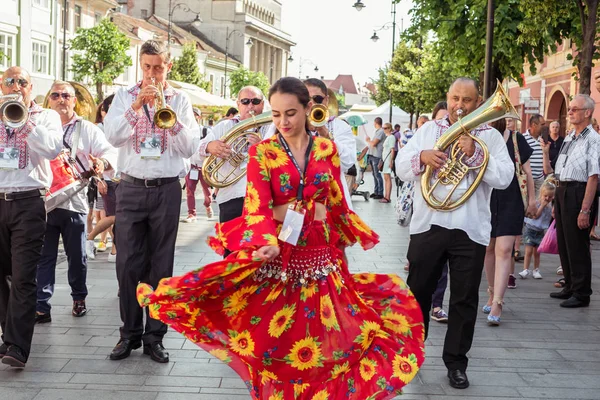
359;358;378;381
209;349;231;363
327;180;343;206
314;138;334;160
228;330;256;357
285;336;325;371
245;183;261;214
354;321;390;352
381;310;412;336
300;283;318;301
268;304;296;338
231;268;257;284
260;369;279;384
331;153;341;168
245;214;265;226
257;142;288;170
293;383;310;397
264;283;284;303
388;274;406;288
348;213;370;234
320;294;340;331
330;361;350;379
311;390;330;400
330;272;344;294
353;273;376;285
223;285;258;316
268;390;284;400
392;353;419;384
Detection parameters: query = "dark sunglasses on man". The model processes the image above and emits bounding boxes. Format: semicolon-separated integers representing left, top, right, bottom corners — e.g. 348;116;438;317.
3;78;29;88
240;98;262;106
49;92;73;100
311;95;326;104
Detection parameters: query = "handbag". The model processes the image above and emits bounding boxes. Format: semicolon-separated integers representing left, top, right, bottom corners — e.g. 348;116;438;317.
512;132;528;210
538;220;559;254
395;181;415;227
378;152;391;172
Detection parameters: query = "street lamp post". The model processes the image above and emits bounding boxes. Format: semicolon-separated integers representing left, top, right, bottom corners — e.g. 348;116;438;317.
298;57;319;79
167;0;202;52
223;27;253;98
483;0;495;99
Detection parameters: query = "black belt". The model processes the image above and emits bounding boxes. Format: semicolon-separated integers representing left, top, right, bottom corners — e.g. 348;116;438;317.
120;173;179;188
0;188;46;201
557;181;587;188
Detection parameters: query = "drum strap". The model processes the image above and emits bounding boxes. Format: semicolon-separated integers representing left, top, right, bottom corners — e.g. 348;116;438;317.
63;119;86;172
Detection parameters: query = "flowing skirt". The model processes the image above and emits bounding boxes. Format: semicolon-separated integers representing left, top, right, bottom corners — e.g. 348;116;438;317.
137;221;425;399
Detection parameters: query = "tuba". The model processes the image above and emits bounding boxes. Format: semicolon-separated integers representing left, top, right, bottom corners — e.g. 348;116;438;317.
43;81;96;121
421;81;520;211
309;88;339;128
0;95;28;129
153;78;177;130
202;111;273;188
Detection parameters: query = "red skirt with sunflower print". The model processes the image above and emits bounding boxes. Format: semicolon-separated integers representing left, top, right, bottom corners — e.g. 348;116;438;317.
137;220;425;400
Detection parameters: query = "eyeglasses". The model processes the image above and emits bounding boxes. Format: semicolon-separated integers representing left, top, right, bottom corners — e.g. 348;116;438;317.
49;92;73;100
384;127;392;130
239;98;263;106
567;107;590;113
311;95;326;104
3;78;29;88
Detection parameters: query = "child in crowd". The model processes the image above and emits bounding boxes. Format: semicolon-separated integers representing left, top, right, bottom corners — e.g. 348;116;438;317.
519;181;556;279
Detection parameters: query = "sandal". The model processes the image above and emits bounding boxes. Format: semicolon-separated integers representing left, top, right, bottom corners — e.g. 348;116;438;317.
379;198;391;203
591;232;600;241
554;278;566;288
556;266;563;275
487;298;504;326
482;286;493;314
513;250;524;262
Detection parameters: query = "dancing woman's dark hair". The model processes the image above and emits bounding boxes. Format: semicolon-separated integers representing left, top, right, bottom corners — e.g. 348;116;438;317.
268;77;312;132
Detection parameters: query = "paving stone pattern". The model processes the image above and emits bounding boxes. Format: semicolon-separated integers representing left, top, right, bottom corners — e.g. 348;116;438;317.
2;176;599;399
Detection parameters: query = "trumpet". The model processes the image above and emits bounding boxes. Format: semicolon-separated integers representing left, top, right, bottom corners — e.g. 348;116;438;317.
0;94;28;129
308;88;339;128
152;78;177;130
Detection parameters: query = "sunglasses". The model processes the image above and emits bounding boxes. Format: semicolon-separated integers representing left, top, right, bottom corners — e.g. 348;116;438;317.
311;95;326;104
240;98;262;106
49;92;73;100
3;78;29;88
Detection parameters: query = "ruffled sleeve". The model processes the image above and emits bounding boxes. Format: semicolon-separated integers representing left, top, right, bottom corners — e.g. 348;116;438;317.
325;141;379;250
208;143;279;255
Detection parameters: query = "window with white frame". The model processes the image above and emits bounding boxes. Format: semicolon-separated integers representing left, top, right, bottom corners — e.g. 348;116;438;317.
94;13;102;25
33;0;50;8
32;41;49;74
74;5;82;30
0;33;15;69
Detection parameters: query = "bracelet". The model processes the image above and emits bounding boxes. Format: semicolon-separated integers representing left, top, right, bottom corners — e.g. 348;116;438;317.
580;209;591;215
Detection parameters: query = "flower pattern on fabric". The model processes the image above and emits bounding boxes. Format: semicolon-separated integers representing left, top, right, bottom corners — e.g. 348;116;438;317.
137;136;425;399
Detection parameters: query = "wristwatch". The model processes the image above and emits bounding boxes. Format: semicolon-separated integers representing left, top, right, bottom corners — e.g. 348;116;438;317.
580;209;591;214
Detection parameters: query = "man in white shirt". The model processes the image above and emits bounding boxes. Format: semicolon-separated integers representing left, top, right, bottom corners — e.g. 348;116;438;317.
397;78;514;389
0;66;63;368
104;40;200;363
196;86;265;253
35;81;117;324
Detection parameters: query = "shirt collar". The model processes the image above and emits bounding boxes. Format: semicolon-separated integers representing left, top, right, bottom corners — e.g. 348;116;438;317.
62;113;80;129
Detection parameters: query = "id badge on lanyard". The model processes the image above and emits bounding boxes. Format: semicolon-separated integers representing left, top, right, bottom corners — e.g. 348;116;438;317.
0;130;20;170
189;168;199;180
141;105;162;159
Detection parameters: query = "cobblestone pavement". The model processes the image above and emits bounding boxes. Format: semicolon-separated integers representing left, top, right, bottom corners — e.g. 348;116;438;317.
1;177;599;399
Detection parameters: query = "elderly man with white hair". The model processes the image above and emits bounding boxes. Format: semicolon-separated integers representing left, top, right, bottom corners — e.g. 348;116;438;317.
542;94;600;308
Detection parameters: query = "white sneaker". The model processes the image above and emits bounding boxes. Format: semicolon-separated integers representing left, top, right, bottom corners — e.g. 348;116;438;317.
86;240;96;260
182;215;197;223
532;269;542;279
518;269;530;279
107;253;116;263
206;206;214;219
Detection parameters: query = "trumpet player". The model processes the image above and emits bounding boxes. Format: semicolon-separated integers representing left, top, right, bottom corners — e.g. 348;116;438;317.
396;78;514;389
104;40;199;364
0;66;63;368
35;81;117;325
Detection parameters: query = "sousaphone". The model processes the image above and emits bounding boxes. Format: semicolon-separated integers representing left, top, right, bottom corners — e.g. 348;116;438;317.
43;81;97;121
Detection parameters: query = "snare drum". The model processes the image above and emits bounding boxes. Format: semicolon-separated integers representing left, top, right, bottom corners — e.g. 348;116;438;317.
45;152;87;212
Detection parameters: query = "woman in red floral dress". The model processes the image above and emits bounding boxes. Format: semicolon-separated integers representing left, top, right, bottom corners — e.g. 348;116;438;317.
137;77;425;399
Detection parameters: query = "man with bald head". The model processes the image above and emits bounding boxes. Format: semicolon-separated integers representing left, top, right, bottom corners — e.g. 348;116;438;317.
195;86;267;253
0;66;63;368
397;77;514;389
35;81;116;325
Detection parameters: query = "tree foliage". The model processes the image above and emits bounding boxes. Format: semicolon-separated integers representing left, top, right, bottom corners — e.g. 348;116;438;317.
69;18;132;102
228;67;269;98
168;43;210;91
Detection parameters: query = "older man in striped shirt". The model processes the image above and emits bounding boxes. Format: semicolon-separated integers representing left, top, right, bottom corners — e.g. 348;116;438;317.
542;94;600;308
523;114;546;195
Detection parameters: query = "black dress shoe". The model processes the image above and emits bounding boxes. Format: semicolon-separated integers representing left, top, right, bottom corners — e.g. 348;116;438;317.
369;193;377;198
35;311;51;324
2;345;26;368
109;339;142;360
143;342;169;363
550;290;572;300
0;343;7;358
560;296;590;308
447;369;469;389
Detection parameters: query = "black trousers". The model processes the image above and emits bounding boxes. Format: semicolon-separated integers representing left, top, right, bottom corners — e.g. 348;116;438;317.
0;195;46;359
554;185;597;299
115;180;181;344
407;225;486;372
218;197;245;257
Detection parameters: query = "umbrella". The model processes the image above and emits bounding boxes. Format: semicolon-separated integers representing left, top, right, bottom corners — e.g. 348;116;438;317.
339;113;367;127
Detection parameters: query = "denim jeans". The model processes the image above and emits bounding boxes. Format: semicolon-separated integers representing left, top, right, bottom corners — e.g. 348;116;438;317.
432;262;449;309
368;155;383;196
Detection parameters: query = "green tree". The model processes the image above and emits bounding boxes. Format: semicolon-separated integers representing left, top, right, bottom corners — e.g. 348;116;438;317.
168;43;210;91
518;0;599;94
228;67;269;98
69;18;132;102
